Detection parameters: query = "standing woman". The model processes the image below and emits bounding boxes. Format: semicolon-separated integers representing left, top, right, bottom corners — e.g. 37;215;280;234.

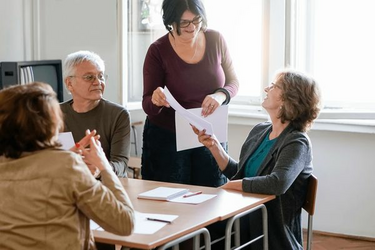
142;0;239;187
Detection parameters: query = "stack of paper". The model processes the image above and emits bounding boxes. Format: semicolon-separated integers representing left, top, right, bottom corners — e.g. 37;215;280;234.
163;86;228;151
137;187;189;201
137;187;217;204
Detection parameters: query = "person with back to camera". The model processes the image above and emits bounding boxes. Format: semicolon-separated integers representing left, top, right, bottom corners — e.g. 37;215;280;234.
142;0;239;187
0;82;135;250
193;69;321;249
60;50;131;179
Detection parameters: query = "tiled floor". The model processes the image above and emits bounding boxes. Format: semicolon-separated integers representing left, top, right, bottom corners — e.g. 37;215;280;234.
304;232;375;250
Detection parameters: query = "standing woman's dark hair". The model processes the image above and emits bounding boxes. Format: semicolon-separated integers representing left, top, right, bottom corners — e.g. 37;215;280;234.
162;0;208;35
0;82;63;159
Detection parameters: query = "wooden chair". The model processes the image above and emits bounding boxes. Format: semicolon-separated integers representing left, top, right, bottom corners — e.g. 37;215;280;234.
128;121;143;179
130;121;143;156
128;156;141;179
303;174;318;250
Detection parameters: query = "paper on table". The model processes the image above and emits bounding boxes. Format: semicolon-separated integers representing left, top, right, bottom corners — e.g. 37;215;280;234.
138;187;189;201
175;105;228;151
169;193;217;205
164;86;213;135
134;211;178;234
138;187;216;204
90;211;178;235
58;132;75;150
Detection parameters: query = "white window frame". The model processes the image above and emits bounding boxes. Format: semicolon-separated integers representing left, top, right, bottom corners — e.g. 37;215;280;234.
119;0;375;133
293;0;375;120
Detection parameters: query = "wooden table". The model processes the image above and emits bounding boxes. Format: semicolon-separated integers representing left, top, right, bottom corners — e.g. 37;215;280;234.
93;178;275;249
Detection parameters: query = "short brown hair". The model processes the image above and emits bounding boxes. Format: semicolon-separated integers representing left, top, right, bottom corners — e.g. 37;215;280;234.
0;82;63;158
276;70;321;132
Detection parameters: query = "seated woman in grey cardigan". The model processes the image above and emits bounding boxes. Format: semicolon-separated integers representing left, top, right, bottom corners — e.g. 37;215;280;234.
193;69;321;250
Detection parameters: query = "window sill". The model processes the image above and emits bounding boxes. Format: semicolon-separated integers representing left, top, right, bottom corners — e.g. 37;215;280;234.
125;101;142;111
228;105;375;134
126;102;375;134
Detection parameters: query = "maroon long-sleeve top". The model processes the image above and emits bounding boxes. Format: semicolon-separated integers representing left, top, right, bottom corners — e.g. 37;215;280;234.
142;29;239;132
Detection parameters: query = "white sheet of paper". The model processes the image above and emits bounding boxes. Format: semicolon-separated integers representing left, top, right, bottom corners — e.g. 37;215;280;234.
169;193;217;205
175;105;228;151
164;86;214;135
58;132;75;150
134;211;178;234
90;211;178;235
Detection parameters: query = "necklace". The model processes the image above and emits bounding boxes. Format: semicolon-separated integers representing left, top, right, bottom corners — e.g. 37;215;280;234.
172;32;200;63
190;35;199;62
190;44;198;62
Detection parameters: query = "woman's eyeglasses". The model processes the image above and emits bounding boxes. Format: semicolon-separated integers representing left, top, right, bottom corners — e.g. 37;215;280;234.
179;16;202;28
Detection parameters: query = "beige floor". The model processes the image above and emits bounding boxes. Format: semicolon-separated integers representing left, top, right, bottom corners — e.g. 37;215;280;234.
304;232;375;250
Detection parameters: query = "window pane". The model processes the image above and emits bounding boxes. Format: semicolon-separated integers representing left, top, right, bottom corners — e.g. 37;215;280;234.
203;0;263;102
127;0;263;103
311;0;375;109
127;0;165;102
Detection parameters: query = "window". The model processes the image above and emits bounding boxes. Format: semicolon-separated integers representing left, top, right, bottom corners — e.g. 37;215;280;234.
295;0;375;117
203;0;263;104
126;0;165;103
125;0;269;105
124;0;375;119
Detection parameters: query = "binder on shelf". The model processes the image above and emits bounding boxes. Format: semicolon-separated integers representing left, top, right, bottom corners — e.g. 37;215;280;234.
138;187;189;201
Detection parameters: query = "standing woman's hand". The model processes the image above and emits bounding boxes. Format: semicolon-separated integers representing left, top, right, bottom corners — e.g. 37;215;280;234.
151;87;170;108
201;92;226;117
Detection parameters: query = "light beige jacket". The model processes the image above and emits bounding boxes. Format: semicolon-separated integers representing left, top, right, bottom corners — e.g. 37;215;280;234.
0;149;135;250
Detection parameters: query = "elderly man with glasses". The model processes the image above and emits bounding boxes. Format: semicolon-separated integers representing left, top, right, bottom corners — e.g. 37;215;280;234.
61;50;131;179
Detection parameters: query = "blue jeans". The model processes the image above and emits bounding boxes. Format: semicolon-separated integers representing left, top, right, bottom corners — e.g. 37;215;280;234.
141;117;228;187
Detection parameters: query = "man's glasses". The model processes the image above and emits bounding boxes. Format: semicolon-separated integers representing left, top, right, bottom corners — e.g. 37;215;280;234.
179;16;202;28
70;73;108;83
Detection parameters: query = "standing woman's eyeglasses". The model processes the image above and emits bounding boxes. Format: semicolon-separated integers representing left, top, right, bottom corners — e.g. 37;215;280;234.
179;16;202;28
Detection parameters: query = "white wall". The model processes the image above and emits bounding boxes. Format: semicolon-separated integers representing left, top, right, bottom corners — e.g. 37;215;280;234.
38;0;121;103
0;0;26;60
0;0;121;103
228;124;375;239
308;130;375;238
1;0;374;239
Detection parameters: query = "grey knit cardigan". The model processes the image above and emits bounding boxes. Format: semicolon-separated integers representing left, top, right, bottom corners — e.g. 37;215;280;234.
222;122;313;250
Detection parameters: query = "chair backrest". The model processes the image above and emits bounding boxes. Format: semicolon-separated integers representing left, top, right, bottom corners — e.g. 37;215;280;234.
303;174;318;215
128;156;142;179
130;121;143;156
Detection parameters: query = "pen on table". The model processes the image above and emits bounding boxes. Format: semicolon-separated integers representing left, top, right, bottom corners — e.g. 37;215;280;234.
146;217;172;224
183;191;202;198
